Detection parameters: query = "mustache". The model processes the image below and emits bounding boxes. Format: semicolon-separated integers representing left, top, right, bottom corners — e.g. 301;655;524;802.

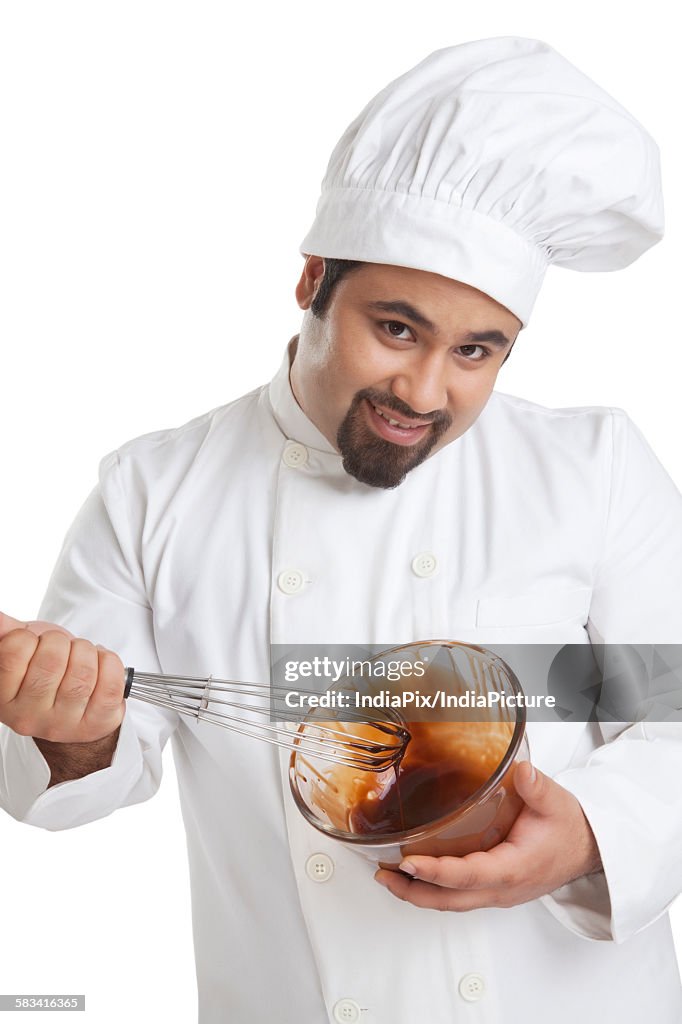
355;388;451;428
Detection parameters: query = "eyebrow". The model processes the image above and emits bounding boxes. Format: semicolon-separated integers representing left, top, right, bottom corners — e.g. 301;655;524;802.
366;300;512;348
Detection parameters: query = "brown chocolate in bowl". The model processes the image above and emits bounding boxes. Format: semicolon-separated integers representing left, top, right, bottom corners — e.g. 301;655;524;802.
289;641;528;863
302;718;514;838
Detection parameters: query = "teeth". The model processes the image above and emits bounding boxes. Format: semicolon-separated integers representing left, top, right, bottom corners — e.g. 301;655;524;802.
373;404;417;429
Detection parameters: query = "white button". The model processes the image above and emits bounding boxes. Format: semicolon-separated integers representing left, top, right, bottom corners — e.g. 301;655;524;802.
333;998;361;1023
411;552;438;577
458;973;485;1002
277;569;305;594
305;852;334;883
282;442;309;468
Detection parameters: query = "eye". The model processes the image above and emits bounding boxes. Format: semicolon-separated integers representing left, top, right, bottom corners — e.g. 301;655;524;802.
457;344;488;361
380;320;415;341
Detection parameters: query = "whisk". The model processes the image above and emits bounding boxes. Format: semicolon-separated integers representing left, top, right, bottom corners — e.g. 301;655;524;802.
123;668;409;772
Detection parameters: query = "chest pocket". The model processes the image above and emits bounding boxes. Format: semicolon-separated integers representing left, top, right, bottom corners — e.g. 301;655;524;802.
471;588;594;770
475;587;592;629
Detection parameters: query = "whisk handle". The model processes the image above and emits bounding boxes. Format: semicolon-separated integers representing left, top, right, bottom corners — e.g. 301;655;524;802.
123;667;135;699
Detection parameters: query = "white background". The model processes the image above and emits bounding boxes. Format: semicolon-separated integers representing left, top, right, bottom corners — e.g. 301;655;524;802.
0;1;680;1020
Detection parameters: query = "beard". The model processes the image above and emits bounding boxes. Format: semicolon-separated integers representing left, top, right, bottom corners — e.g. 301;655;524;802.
336;388;452;489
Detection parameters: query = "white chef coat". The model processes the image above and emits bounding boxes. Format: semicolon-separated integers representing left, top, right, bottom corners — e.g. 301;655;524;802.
2;336;682;1024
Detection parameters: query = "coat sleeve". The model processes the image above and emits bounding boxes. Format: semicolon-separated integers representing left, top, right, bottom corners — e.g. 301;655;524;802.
540;410;682;943
0;449;178;830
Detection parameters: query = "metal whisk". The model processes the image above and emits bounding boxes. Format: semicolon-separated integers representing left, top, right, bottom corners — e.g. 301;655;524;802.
123;668;409;772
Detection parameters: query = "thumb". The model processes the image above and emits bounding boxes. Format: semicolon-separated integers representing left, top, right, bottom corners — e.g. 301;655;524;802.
0;611;73;640
513;760;556;816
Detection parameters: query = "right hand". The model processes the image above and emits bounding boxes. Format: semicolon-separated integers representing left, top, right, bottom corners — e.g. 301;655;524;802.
0;612;126;743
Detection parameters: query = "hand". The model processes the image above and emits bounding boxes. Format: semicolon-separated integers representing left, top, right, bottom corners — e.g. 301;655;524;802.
0;611;126;744
374;761;603;911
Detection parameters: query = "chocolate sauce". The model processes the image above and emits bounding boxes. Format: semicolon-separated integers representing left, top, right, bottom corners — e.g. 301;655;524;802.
347;721;508;835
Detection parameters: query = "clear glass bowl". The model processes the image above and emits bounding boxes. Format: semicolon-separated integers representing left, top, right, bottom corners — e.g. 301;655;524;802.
289;640;530;868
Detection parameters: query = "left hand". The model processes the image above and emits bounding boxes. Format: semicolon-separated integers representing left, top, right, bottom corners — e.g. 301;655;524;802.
374;761;603;911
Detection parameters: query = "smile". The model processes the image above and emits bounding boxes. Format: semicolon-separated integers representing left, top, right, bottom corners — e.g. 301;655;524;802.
365;400;433;447
371;404;428;429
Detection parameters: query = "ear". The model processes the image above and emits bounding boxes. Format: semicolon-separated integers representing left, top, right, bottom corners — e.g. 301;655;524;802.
295;255;326;310
501;338;516;364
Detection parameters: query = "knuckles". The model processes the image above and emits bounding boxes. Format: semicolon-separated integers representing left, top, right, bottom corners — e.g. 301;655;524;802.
31;633;71;675
60;641;99;701
0;647;29;679
0;629;39;672
58;681;97;704
94;650;126;703
1;633;126;739
66;640;99;680
97;648;125;674
22;669;60;699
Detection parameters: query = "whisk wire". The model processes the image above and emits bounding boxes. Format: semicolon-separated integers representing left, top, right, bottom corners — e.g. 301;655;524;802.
124;668;409;772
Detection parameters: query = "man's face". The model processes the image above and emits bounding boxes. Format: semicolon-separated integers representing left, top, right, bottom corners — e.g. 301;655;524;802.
290;258;522;488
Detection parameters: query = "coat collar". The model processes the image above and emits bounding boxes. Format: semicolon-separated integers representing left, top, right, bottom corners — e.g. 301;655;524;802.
267;335;339;455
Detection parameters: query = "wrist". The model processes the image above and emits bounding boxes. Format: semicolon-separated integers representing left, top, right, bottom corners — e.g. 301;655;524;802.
578;813;603;877
33;727;121;787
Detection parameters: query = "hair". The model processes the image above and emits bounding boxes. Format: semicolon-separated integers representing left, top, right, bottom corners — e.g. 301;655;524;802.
309;257;364;318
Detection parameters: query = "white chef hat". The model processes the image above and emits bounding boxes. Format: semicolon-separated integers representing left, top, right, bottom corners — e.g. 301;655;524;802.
299;37;664;326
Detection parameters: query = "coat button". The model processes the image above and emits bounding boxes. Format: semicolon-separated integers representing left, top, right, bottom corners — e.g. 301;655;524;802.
458;973;485;1002
305;853;334;882
411;552;437;577
277;569;305;594
282;441;309;468
332;998;361;1022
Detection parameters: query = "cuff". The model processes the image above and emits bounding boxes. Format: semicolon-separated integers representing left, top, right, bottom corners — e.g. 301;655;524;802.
0;712;144;831
0;725;52;820
540;870;613;942
542;748;682;944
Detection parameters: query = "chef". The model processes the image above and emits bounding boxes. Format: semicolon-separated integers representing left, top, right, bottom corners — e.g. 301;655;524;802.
1;36;682;1024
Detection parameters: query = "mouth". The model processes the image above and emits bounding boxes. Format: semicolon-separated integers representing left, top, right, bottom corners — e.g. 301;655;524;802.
364;399;433;447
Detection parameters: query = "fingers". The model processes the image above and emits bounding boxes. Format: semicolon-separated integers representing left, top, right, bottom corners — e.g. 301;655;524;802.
0;626;125;742
397;845;521;891
374;844;530;912
0;627;40;704
0;612;73;641
25;619;73;639
6;630;71;725
513;761;566;817
82;646;126;730
0;612;77;714
51;638;100;723
374;868;517;911
374;770;597;913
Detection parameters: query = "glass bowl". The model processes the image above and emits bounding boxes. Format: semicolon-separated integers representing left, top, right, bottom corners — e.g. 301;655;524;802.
289;640;530;869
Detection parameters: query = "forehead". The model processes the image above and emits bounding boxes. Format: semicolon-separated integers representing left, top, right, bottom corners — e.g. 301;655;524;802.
335;262;522;334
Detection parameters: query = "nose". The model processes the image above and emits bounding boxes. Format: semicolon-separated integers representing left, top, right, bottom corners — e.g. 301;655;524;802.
390;351;448;416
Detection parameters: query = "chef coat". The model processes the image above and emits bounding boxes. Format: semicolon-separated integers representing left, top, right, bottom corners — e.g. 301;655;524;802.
2;337;682;1024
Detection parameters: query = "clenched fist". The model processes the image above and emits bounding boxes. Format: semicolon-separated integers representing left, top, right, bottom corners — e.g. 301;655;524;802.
0;612;126;744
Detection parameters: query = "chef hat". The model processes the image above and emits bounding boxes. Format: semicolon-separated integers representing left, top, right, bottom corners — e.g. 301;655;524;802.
299;37;663;326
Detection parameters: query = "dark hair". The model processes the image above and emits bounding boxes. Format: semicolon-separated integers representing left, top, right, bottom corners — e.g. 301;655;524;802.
310;258;364;318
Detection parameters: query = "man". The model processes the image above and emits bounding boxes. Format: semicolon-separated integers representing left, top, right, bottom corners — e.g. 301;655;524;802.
1;37;682;1024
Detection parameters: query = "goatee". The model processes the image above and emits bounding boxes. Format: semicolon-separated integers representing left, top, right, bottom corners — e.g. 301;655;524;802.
336;388;452;489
